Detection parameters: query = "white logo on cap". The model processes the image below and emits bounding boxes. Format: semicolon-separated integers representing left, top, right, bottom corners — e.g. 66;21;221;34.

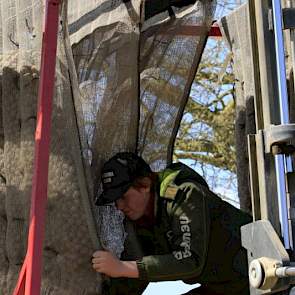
102;171;114;184
117;158;128;166
103;177;112;184
102;171;114;178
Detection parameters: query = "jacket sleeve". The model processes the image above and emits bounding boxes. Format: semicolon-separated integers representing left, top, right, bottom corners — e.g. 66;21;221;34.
136;183;210;281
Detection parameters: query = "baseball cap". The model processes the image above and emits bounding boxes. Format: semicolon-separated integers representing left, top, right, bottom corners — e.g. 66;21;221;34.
95;152;152;206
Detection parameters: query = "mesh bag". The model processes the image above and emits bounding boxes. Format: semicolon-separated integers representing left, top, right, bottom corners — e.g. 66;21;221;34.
0;0;216;294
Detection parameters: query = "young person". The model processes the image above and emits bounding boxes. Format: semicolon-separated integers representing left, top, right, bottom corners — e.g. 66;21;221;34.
93;152;251;294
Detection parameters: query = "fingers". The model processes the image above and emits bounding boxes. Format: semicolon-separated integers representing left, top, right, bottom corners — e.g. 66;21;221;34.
92;259;104;271
92;251;107;273
92;250;117;275
93;263;103;273
92;251;109;264
92;257;101;264
93;250;107;258
92;254;104;267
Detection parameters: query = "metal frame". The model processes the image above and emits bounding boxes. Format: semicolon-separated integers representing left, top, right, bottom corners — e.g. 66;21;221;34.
242;0;295;294
12;1;60;294
272;0;292;250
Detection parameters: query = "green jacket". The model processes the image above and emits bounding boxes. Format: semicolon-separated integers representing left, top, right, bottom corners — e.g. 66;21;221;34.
110;162;251;295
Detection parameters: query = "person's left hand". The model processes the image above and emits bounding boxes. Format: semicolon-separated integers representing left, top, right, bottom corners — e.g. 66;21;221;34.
92;250;124;278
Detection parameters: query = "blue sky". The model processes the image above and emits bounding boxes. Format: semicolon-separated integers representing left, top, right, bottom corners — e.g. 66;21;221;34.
143;281;200;295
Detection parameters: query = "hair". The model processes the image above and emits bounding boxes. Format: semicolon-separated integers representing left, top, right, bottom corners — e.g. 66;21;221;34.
131;172;158;191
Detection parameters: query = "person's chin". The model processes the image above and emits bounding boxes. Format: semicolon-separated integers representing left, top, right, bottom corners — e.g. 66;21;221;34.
127;215;138;221
127;213;141;221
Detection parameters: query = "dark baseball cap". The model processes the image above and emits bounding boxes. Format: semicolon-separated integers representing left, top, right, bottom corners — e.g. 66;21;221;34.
95;152;152;206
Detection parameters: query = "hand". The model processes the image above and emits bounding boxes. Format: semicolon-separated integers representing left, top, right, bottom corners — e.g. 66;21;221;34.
92;250;123;277
92;250;139;278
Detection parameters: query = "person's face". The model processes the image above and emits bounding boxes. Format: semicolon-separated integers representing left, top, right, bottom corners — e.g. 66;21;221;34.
116;185;150;220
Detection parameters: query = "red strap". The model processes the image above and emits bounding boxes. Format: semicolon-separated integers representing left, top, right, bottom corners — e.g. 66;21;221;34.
209;24;222;37
160;24;222;37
